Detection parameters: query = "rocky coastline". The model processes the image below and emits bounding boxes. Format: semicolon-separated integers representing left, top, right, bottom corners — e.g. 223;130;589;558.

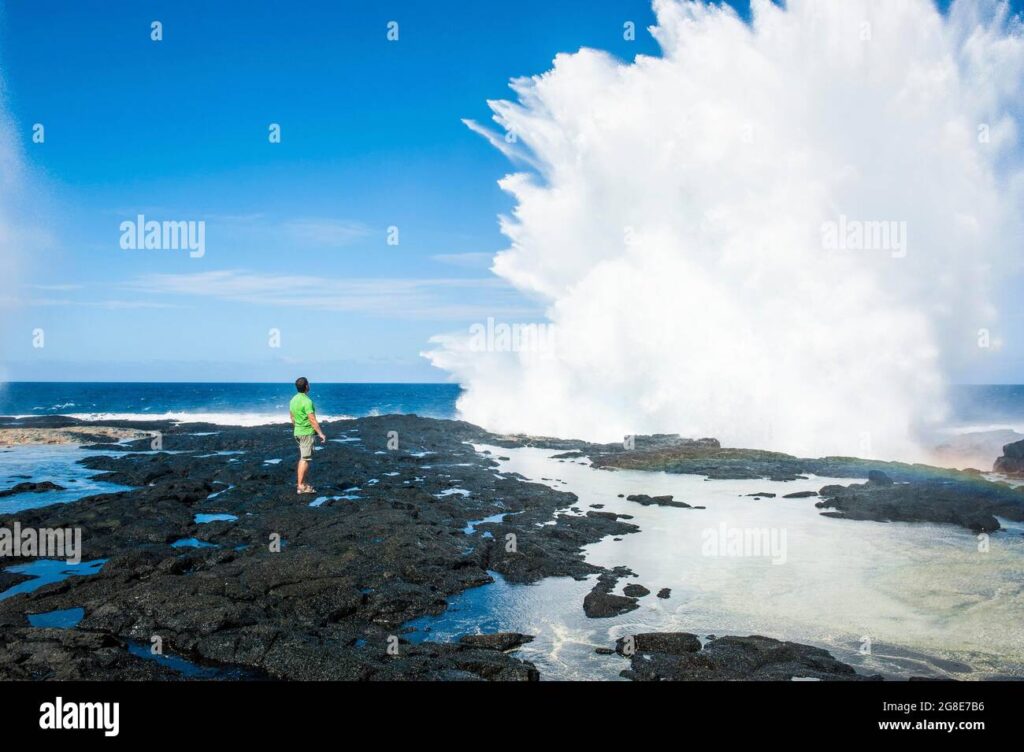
1;415;1020;680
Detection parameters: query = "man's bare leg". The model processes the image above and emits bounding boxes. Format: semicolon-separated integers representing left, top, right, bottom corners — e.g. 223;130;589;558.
297;459;310;489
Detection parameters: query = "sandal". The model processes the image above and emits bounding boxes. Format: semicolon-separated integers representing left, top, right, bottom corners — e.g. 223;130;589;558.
297;485;317;494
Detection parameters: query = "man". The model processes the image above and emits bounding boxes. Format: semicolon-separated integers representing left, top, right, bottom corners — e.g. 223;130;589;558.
290;376;326;494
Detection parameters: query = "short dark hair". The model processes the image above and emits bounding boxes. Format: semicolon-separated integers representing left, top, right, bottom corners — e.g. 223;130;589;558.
295;377;309;393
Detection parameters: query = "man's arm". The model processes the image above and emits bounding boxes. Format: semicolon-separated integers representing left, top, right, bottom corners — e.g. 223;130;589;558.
309;412;326;443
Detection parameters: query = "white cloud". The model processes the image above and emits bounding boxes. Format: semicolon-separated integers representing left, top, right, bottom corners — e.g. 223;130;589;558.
0;294;178;309
283;218;372;248
127;270;539;320
431;252;496;269
26;283;85;292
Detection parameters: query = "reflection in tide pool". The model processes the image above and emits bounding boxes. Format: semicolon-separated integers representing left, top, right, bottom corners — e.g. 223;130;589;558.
0;559;107;601
0;445;131;513
194;513;238;524
405;445;1024;681
125;641;252;679
28;607;85;629
404;570;607;679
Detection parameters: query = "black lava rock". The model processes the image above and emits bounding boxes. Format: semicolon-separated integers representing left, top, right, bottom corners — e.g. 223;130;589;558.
994;439;1024;476
619;634;880;681
0;481;65;497
625;494;692;508
622;584;650;598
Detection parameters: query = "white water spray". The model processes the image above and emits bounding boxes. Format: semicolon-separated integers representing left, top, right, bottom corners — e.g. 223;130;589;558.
428;0;1024;459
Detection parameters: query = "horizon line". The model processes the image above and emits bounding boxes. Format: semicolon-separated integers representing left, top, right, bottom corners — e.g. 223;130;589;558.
0;380;463;386
0;381;1020;387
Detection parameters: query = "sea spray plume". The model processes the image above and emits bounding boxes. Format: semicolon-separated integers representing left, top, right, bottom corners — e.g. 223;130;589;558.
426;0;1024;459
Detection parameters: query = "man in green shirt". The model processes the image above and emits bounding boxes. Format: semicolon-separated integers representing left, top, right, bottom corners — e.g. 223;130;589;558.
289;376;326;494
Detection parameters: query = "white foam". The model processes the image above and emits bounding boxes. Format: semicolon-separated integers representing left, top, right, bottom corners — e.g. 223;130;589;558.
427;0;1024;461
33;412;356;427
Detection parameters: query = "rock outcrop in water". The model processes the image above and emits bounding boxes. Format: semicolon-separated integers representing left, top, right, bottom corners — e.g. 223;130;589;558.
459;632;533;652
994;439;1024;477
624;494;693;508
583;436;1024;532
815;474;1024;533
0;426;150;447
583;567;640;618
0;481;65;497
615;633;878;681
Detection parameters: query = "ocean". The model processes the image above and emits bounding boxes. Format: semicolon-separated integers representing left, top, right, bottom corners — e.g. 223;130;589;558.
0;382;462;425
2;382;1024;436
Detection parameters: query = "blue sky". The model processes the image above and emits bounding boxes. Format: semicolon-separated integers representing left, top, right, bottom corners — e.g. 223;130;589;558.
0;0;1020;384
0;0;675;381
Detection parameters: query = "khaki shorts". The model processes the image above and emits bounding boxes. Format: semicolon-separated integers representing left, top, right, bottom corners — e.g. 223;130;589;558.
295;434;314;461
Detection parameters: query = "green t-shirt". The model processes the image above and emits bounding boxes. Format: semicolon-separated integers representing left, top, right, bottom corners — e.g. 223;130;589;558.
290;392;316;436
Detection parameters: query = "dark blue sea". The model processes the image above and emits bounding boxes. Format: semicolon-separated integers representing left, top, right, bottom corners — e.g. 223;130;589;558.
1;382;1023;433
0;382;462;425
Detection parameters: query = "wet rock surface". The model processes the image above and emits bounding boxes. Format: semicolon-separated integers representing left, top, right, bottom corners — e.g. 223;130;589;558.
816;475;1024;532
583;567;639;618
617;633;879;681
622;584;650;598
458;632;534;652
0;627;184;680
615;632;701;656
0;571;32;592
0;414;632;680
589;441;996;484
625;494;692;508
578;435;1024;532
994;439;1024;477
0;424;151;447
0;481;66;497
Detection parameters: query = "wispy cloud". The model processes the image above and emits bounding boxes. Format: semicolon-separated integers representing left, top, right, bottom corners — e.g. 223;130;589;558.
126;270;540;320
95;299;180;310
26;283;85;292
0;294;178;309
431;251;495;269
282;218;372;248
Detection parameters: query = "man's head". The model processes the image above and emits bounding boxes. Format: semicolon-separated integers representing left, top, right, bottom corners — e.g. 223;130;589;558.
295;377;309;393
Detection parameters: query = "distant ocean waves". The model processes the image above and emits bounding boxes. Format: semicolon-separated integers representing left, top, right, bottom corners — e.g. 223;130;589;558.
3;383;1024;439
0;383;462;426
59;411;343;427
